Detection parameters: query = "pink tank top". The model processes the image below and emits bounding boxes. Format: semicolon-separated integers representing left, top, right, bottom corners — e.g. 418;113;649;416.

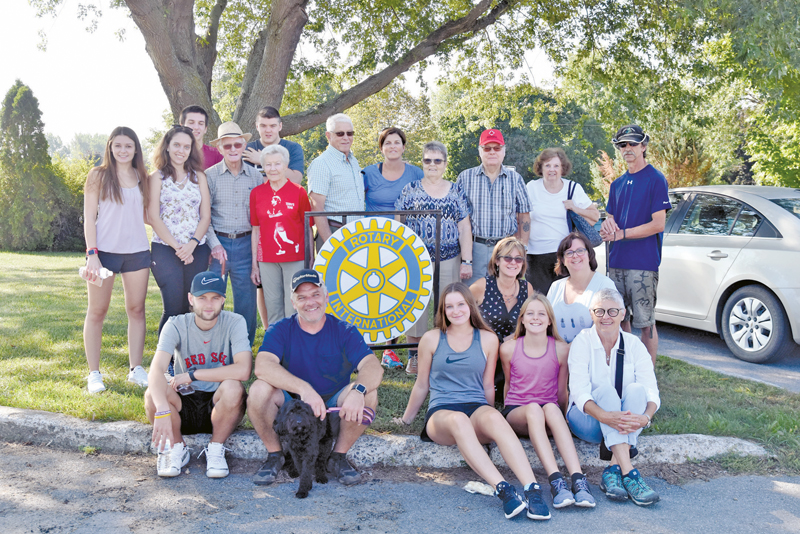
504;336;560;406
96;184;150;254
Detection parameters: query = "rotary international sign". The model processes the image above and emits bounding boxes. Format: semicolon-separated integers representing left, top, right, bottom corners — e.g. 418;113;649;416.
314;217;433;343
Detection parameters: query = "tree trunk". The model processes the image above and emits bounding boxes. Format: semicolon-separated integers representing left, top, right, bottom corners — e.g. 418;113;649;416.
124;0;510;137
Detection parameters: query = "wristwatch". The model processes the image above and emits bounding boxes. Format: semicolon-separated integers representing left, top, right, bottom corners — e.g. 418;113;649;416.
352;383;367;395
188;370;196;382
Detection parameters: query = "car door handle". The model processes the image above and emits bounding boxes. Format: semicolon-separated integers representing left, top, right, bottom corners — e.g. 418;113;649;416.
707;250;728;260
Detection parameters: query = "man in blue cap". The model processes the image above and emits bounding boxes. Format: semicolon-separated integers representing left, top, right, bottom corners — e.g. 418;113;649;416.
247;269;383;487
600;125;671;365
145;271;252;479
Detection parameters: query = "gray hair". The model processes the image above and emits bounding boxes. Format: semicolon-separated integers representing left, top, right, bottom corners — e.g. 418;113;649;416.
590;288;625;309
260;143;290;167
326;113;353;132
423;141;448;161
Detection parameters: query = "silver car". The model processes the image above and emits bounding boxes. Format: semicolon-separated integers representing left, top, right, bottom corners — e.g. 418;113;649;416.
598;185;800;363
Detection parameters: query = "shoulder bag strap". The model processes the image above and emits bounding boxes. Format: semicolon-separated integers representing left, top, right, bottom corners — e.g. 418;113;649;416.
614;334;625;398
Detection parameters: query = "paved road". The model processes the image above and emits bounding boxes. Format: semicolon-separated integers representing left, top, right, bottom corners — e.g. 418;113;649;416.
654;322;800;393
2;443;799;534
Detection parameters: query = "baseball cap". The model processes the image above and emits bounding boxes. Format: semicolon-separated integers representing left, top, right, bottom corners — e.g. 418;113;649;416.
479;129;505;146
190;271;227;296
291;269;324;292
612;124;649;144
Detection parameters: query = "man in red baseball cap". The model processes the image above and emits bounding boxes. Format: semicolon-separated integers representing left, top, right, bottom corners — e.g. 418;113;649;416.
456;128;531;285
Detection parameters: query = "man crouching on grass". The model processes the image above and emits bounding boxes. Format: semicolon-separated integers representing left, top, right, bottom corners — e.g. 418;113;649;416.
145;271;252;478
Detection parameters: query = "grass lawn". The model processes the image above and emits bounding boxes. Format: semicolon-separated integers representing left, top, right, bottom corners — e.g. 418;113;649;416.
1;251;798;472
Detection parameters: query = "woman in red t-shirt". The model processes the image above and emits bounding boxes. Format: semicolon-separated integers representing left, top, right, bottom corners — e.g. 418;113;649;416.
250;144;311;326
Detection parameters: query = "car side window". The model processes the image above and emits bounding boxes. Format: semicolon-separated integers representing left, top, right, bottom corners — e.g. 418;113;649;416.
678;194;743;236
730;206;763;237
666;192;686;223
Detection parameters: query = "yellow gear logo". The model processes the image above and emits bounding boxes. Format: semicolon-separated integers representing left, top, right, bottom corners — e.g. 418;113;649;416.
315;217;433;343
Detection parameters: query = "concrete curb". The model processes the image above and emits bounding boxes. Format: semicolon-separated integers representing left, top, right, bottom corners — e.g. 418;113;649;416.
0;406;768;469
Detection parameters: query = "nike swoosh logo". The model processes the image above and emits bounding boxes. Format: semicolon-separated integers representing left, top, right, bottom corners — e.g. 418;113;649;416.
201;277;220;285
203;340;211;344
446;356;468;364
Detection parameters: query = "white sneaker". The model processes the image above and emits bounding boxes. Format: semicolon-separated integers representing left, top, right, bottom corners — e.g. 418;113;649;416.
157;442;189;477
127;365;149;387
200;442;230;478
87;371;105;394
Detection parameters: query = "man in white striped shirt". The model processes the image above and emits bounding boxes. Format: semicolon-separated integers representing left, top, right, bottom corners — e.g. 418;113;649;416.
457;129;532;285
308;114;364;249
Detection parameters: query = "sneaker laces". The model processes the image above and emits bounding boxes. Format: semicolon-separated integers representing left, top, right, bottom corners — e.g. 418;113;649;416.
550;477;569;494
198;443;231;460
574;476;591;493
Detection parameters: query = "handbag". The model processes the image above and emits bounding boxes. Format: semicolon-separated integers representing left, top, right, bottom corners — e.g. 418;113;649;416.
566;181;603;247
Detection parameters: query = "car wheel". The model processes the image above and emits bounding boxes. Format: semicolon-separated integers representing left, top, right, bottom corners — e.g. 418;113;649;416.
721;286;793;364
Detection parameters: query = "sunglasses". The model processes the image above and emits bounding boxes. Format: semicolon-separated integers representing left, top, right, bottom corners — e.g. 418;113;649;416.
423;158;445;165
592;308;623;317
499;255;524;264
615;141;641;148
564;248;588;258
334;131;355;137
220;141;244;151
481;146;504;152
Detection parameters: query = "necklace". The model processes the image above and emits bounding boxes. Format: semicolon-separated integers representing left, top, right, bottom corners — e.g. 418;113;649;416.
174;172;190;188
498;280;517;302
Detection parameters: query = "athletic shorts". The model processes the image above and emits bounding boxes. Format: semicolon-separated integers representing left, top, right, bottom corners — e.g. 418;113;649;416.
98;250;151;274
608;268;659;328
500;402;554;418
178;390;215;435
421;402;488;442
282;383;349;408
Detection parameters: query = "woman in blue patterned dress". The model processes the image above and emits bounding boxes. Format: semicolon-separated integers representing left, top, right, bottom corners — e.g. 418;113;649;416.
394;141;473;374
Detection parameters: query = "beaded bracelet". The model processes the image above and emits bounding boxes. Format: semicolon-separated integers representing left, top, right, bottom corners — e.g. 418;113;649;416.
154;410;171;417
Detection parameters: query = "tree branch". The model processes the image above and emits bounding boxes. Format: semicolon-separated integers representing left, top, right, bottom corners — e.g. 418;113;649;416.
280;0;513;135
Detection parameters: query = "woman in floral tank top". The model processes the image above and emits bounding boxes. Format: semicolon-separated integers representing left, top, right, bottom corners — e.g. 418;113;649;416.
148;125;211;334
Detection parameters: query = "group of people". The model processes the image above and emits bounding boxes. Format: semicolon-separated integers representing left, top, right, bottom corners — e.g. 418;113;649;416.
80;106;671;519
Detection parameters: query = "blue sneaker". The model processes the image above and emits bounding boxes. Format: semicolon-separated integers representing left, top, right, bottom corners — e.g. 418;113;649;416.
495;481;526;519
622;469;660;506
600;465;628;500
381;349;403;369
524;483;551;520
549;476;575;508
572;475;596;508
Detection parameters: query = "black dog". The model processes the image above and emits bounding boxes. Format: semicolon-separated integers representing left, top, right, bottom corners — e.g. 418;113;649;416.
273;398;335;498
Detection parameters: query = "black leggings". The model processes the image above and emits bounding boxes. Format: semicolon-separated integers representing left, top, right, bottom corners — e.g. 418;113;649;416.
151;242;211;334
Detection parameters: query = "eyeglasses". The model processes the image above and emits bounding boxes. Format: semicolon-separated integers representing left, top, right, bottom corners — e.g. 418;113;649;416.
220;141;244;151
499;256;524;264
564;248;588;258
334;131;355;137
423;158;445;165
481;145;504;152
591;308;623;317
615;142;641;148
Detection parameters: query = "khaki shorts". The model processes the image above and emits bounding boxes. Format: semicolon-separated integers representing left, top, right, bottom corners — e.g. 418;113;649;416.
608;268;658;329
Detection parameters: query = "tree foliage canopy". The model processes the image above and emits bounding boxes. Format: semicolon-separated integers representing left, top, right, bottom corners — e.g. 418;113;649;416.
30;0;800;142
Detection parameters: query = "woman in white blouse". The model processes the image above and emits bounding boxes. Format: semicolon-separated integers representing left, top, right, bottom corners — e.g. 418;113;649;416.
567;287;660;506
526;148;599;294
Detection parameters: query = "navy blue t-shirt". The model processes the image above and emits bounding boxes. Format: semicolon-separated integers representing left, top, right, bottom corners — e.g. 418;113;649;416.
245;138;305;175
606;164;671;272
258;314;372;397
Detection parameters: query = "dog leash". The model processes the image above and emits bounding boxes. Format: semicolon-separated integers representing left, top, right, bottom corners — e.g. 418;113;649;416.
326;406;375;425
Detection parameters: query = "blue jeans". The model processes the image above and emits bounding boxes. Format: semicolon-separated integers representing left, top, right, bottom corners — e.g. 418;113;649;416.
463;241;493;286
567;383;648;448
210;235;257;346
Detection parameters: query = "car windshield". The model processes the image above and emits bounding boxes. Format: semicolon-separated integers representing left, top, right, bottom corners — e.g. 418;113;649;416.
771;199;800;220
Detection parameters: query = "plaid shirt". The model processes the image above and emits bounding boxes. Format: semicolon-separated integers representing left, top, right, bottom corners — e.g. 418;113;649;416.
456;164;531;239
204;159;263;249
307;145;364;223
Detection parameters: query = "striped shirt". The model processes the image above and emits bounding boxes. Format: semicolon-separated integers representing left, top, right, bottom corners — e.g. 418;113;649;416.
204;159;263;249
307;145;364;223
456;164;531;239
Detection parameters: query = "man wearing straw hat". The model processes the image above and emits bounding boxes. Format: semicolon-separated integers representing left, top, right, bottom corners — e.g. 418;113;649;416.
205;121;263;346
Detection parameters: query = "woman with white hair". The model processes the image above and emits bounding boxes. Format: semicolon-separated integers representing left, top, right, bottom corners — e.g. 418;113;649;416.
567;287;661;506
250;144;311;326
